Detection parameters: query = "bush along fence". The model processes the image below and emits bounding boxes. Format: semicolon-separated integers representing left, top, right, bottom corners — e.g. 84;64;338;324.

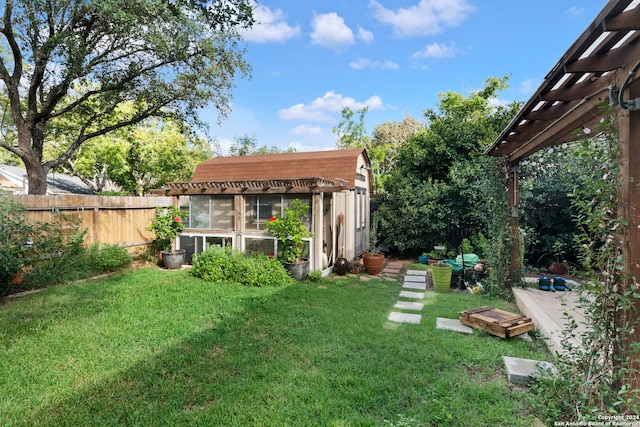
1;194;163;295
8;194;173;249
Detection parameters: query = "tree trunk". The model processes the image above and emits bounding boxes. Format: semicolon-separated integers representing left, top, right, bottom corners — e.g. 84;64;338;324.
24;161;48;195
14;116;49;195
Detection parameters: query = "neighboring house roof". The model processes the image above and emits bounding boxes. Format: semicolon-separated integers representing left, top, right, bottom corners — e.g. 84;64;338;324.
0;165;95;195
192;148;370;191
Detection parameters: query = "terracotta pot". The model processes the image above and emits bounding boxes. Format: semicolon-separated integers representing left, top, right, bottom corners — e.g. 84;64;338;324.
362;253;385;275
11;271;24;285
550;262;567;275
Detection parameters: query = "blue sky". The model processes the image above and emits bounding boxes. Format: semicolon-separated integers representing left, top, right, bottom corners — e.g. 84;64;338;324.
202;0;607;154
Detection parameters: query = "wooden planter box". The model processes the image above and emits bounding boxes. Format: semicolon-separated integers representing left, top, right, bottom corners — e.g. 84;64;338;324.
459;306;534;339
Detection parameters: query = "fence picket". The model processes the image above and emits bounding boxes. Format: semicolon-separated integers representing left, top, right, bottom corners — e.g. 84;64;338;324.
9;194;174;250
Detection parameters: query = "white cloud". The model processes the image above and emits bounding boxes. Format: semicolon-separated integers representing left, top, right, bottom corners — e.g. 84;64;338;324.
310;12;355;51
278;91;384;122
488;97;511;108
519;77;539;95
357;27;374;44
565;6;585;17
411;42;457;59
242;4;300;43
286;140;336;152
288;125;322;136
369;0;475;38
349;58;399;70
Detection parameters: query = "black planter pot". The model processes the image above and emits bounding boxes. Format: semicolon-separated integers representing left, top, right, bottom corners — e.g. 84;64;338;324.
162;249;185;270
285;259;310;281
334;257;349;275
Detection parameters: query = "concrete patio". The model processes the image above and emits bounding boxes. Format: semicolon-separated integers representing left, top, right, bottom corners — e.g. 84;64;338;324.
513;279;588;356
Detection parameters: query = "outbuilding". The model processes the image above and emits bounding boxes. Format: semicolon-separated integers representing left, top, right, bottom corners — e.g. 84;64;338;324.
152;148;373;274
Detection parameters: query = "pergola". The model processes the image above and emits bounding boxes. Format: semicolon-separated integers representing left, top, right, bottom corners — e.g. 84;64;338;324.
485;0;640;388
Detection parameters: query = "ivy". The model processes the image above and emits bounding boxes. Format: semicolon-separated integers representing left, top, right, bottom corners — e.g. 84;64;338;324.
530;112;640;419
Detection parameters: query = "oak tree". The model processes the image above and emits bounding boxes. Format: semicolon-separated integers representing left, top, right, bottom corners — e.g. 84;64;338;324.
0;0;253;193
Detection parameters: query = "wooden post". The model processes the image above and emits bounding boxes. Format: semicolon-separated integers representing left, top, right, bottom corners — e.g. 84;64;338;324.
508;160;521;284
234;195;243;251
617;91;640;390
312;192;324;271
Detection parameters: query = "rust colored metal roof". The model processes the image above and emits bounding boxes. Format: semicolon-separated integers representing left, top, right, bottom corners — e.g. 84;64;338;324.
486;0;640;161
192;148;369;190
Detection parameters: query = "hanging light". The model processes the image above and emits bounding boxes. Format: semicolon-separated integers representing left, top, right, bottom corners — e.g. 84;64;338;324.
582;126;591;135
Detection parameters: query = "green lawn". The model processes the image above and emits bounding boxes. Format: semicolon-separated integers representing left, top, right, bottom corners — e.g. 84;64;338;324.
0;267;550;426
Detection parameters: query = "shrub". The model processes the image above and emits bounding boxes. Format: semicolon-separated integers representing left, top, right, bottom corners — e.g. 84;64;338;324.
87;244;132;274
1;196;90;294
27;214;88;287
0;195;34;292
190;246;292;286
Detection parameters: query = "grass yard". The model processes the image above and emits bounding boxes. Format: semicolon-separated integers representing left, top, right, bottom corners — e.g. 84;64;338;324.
0;267;550;426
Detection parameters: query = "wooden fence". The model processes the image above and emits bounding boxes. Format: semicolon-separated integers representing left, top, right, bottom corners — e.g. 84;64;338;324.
9;194;174;250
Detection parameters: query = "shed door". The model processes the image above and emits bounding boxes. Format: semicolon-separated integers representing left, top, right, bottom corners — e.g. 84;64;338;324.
355;187;367;255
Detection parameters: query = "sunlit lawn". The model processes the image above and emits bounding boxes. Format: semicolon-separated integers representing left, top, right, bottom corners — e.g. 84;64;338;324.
0;266;550;426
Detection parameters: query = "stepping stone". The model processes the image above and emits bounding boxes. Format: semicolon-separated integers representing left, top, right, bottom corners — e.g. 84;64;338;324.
518;333;533;342
399;290;424;299
404;275;425;283
385;264;403;269
405;270;427;276
388;312;421;324
383;268;401;274
394;301;424;311
436;317;473;334
502;356;556;385
403;282;427;291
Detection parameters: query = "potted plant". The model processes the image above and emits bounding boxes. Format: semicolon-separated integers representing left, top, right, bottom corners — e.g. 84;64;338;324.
266;199;314;281
362;211;385;275
148;206;186;269
427;245;446;265
431;261;452;293
418;252;430;264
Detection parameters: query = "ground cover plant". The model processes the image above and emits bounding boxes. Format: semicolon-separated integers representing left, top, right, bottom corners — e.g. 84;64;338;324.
0;267;551;426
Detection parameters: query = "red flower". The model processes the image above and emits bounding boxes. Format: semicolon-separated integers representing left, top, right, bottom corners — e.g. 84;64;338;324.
174;216;181;223
269;216;276;222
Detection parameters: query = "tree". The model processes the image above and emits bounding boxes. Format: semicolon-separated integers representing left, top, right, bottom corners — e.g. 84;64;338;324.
0;0;253;194
47;115;215;195
123;121;213;195
333;106;371;149
377;76;520;255
333;107;423;192
228;133;296;156
519;146;580;266
229;133;257;156
369;116;422;191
